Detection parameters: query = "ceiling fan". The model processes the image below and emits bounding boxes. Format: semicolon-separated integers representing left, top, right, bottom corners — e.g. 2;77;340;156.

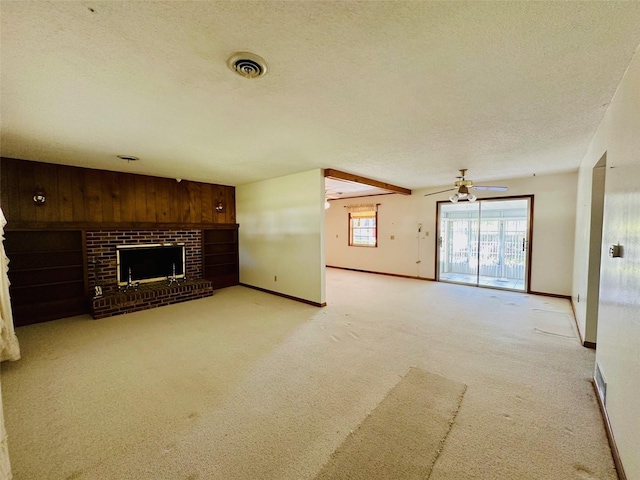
424;169;508;203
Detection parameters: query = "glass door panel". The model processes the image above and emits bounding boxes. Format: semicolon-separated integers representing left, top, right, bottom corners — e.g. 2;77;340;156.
438;201;480;286
477;199;529;291
438;197;530;292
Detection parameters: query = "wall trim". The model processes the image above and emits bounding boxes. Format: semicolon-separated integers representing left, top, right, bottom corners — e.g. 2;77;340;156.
569;298;596;348
239;283;326;307
528;290;571;300
592;380;627;480
570;298;581;340
326;265;435;281
5;221;239;231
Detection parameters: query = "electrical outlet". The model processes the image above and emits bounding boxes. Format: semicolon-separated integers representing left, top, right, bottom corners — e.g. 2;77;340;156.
390;235;395;240
336;234;338;238
577;294;580;303
274;275;277;282
425;231;429;236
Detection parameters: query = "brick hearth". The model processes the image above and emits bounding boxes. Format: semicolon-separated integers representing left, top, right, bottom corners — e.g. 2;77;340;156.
91;279;213;319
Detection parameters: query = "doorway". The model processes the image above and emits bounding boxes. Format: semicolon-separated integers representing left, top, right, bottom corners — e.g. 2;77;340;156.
583;153;606;347
436;196;532;292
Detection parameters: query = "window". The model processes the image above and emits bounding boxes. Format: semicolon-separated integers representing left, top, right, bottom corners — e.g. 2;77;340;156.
349;209;377;247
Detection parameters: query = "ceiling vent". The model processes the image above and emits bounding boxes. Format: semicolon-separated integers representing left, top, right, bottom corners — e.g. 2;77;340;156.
227;52;268;79
117;155;139;162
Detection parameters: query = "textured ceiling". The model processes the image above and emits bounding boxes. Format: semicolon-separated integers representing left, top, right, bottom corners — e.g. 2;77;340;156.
1;1;640;189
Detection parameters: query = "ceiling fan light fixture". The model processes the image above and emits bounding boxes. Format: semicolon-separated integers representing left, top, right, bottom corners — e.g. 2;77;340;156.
424;169;508;201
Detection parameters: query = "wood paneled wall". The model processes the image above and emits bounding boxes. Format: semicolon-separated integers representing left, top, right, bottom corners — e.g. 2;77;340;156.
0;158;236;228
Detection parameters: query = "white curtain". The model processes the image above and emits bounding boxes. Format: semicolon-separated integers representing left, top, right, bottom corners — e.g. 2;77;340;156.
0;207;20;362
1;206;19;479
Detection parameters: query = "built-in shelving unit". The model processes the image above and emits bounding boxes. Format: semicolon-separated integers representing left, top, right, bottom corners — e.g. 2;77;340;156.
1;158;239;325
202;227;239;289
4;230;88;326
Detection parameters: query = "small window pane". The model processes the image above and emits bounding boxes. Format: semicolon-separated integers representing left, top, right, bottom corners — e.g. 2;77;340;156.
349;212;377;247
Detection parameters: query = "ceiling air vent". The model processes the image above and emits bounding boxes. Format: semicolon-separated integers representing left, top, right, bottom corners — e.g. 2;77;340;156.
227;52;268;79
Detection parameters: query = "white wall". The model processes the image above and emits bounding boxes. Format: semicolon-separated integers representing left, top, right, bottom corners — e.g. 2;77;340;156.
573;46;640;479
326;171;577;296
237;169;325;305
326;193;422;278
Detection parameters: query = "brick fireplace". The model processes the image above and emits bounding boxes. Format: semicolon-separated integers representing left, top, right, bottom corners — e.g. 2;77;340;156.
86;229;213;318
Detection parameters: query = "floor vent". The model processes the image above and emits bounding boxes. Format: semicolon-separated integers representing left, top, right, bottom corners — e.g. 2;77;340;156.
595;362;607;406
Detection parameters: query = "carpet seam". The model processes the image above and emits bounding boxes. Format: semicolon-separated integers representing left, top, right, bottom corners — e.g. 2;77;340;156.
426;383;468;480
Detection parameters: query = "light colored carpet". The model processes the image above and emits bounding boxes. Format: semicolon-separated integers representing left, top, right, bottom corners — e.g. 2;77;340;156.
314;368;466;480
1;268;615;479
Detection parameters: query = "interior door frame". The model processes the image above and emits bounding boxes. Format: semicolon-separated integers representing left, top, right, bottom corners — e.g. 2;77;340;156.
435;194;534;292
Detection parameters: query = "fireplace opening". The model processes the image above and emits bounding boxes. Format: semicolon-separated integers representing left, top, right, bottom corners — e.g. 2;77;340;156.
116;243;185;286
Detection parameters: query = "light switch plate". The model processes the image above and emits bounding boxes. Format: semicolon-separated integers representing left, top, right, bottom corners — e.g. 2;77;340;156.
609;245;622;258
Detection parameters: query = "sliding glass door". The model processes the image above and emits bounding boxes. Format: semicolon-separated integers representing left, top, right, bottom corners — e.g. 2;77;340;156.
437;197;531;292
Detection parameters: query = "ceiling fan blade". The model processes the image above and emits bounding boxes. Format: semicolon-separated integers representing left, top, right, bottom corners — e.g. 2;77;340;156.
472;185;508;191
424;188;456;197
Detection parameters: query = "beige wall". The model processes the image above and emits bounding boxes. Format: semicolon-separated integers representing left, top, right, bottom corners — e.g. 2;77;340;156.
573;46;640;478
237;169;326;305
326;171;577;296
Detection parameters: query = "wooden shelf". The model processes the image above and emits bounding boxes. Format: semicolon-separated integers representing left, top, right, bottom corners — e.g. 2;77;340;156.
13;264;84;273
5;230;88;326
202;227;239;289
7;249;82;255
12;298;88;327
11;279;85;289
205;253;238;265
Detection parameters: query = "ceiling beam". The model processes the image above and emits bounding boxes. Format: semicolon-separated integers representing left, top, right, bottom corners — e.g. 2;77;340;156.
324;169;412;196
